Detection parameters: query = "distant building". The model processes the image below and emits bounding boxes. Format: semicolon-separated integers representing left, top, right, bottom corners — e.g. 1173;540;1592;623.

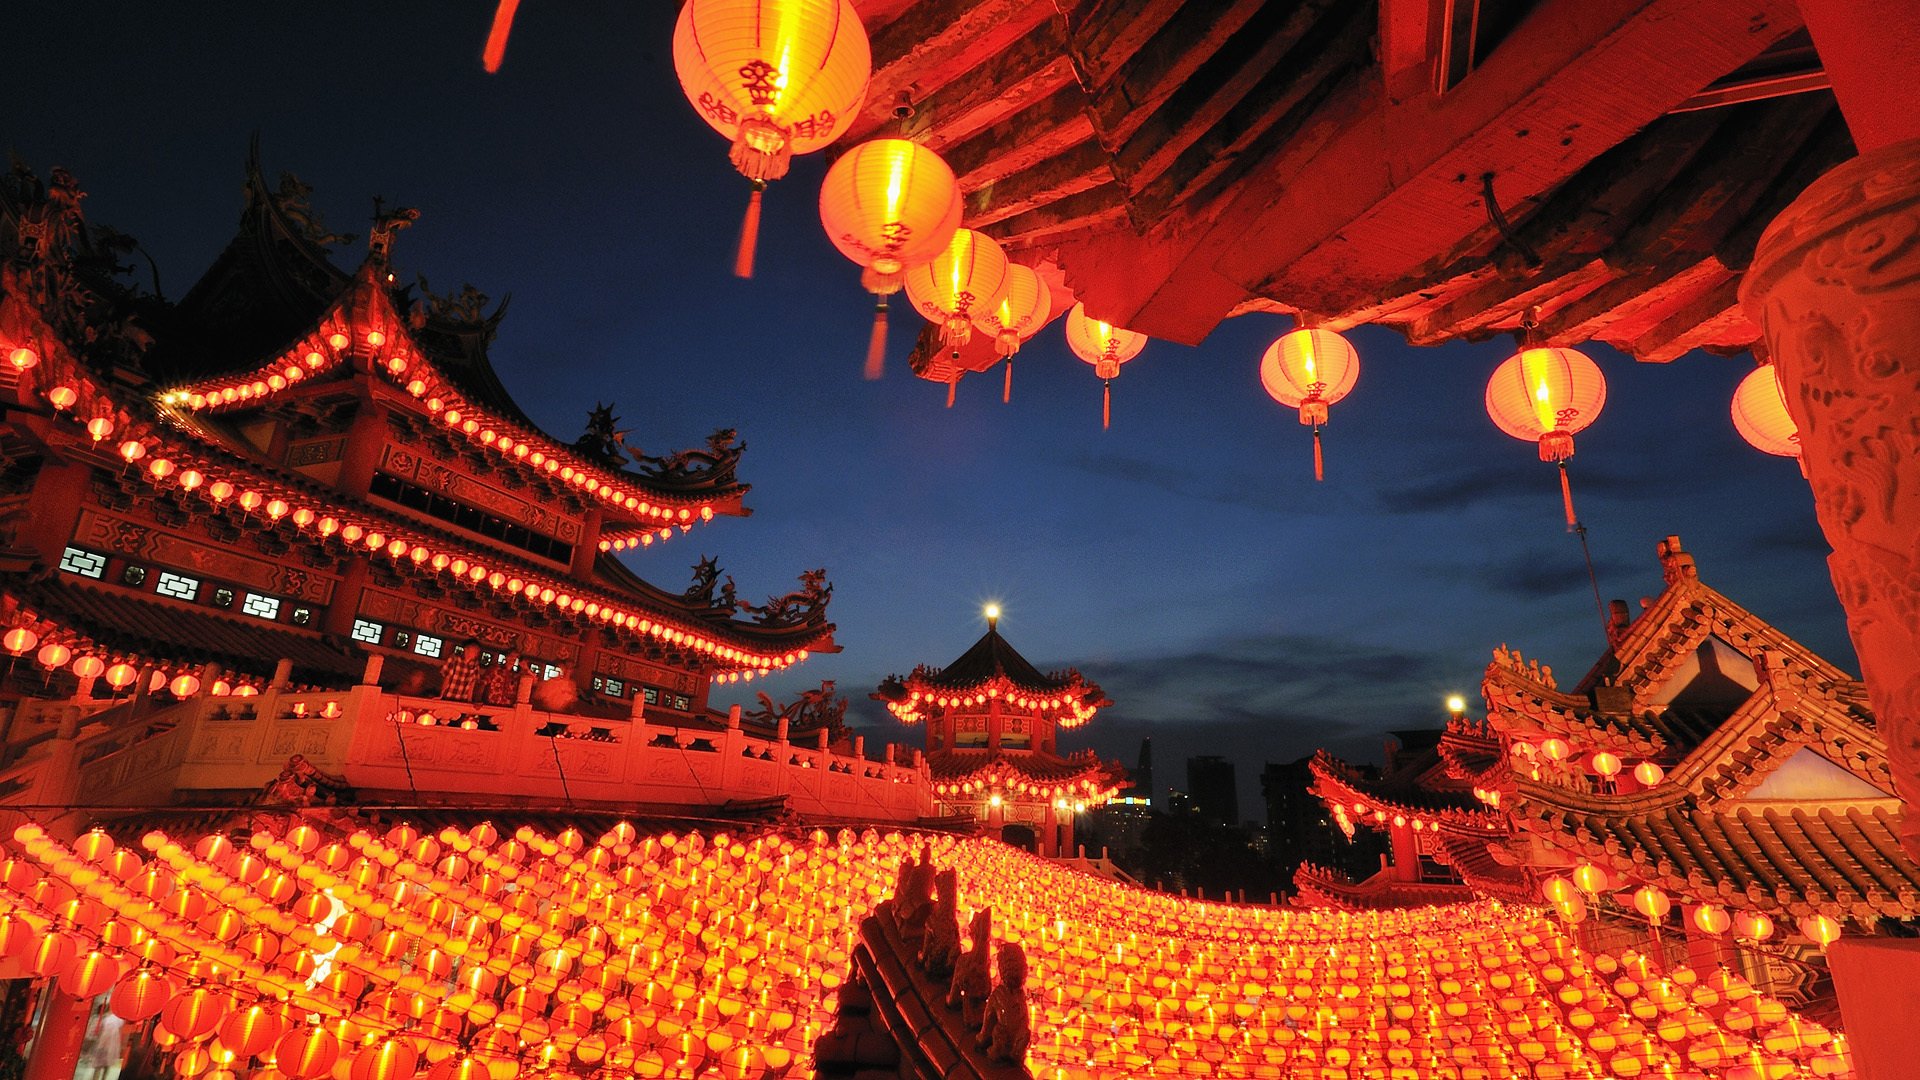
1262;755;1383;890
1089;737;1154;860
1186;754;1239;827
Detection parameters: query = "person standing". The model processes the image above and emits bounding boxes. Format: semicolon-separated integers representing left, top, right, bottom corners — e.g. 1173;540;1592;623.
438;639;482;702
482;650;522;707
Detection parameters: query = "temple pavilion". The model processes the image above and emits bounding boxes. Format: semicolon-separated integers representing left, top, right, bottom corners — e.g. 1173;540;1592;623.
874;607;1125;855
1302;535;1920;1012
0;158;938;827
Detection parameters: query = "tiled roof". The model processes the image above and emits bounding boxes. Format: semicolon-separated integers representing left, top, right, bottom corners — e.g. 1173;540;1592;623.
7;577;363;686
1511;801;1920;923
915;627;1086;695
926;749;1118;786
1290;862;1475;911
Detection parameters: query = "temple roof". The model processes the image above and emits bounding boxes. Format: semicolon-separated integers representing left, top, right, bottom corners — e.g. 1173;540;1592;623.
1290;862;1476;912
844;0;1845;358
874;623;1108;728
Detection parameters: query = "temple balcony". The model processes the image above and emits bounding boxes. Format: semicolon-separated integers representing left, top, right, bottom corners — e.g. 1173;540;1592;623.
0;669;933;829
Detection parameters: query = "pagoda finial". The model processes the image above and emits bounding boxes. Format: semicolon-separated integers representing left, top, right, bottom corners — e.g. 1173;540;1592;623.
984;603;1000;630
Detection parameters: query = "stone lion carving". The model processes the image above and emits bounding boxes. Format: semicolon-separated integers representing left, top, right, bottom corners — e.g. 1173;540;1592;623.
977;940;1030;1064
947;906;992;1024
919;868;961;976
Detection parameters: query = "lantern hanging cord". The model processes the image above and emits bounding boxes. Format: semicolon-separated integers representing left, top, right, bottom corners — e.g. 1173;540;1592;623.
1483;173;1542;269
1572;512;1609;643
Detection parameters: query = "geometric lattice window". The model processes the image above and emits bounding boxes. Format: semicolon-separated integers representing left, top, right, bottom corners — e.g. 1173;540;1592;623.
59;547;106;579
351;618;384;645
604;678;624;697
241;594;281;620
544;664;562;680
643;687;659;705
155;571;200;601
413;634;443;659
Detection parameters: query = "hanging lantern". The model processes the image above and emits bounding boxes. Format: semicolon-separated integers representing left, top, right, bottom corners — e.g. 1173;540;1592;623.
1692;905;1731;936
1590;751;1622;778
1632;885;1672;924
60;948;120;999
3;627;37;656
170;674;202;698
274;1025;342;1080
36;642;71;669
672;0;872;278
905;228;1011;394
8;346;39;372
1797;913;1842;948
349;1037;420;1080
1571;863;1608;895
1259;327;1360;481
104;662;139;691
819;138;963;379
110;967;175;1022
972;264;1051;403
1632;760;1664;787
1485;346;1607;528
1732;363;1801;460
1735;911;1775;940
1065;303;1148;430
71;655;105;680
220;1002;289;1059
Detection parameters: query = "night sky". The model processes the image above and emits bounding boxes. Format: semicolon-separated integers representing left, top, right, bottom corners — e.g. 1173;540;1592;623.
12;3;1851;819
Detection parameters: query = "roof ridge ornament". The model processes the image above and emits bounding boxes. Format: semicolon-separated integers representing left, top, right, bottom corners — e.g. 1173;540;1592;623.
367;197;419;266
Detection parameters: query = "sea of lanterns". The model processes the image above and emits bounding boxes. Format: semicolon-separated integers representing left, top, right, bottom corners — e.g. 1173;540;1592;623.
0;819;1854;1080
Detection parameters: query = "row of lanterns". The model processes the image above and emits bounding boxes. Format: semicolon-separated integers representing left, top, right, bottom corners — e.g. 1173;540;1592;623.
2;622;259;698
1542;864;1843;949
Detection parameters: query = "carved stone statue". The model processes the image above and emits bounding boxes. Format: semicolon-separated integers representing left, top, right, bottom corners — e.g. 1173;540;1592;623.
920;869;962;977
418;277;493;324
741;568;833;628
685;556;722;604
572;403;632;467
271;172;355;248
368;199;419;262
626;428;745;489
947;907;992;1023
893;847;936;945
261;754;352;806
977;940;1030;1064
743;681;847;740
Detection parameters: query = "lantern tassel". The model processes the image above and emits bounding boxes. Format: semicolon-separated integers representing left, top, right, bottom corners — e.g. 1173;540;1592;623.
864;301;887;381
1102;380;1112;431
734;181;765;280
1313;426;1325;483
946;378;957;409
482;0;520;73
1003;360;1013;404
1560;461;1578;531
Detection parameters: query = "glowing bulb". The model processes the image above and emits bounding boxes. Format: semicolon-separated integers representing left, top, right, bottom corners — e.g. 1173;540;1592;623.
1445;695;1466;714
984;603;1001;621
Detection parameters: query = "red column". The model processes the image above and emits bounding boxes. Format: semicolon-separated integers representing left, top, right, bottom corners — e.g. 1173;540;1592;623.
569;507;604;582
23;991;89;1080
986;700;1002;753
336;400;388;495
1796;0;1920;152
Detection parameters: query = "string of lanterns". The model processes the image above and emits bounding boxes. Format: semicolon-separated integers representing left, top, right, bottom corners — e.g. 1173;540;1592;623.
2;612;268;698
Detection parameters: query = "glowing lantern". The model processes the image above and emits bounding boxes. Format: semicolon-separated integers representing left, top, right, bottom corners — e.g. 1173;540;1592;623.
1485;346;1607;528
1571;863;1608;895
220;1002;288;1058
161;986;231;1039
972;263;1051;403
1692;905;1731;936
8;345;38;371
3;627;37;656
105;662;138;691
86;416;115;442
111;968;175;1022
36;641;72;670
349;1038;420;1080
170;674;201;697
1632;886;1672;924
1065;303;1148;430
1735;911;1775;940
905;228;1011;392
60;948;120;999
1633;760;1664;787
71;655;105;680
1591;751;1622;778
1541;877;1575;904
1732;363;1801;460
1540;738;1571;762
818;138;963;378
1259;328;1360;481
1798;913;1842;948
118;439;146;463
275;1025;341;1080
672;0;872;278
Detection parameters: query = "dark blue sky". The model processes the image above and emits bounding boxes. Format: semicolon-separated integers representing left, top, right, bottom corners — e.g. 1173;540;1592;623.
11;2;1851;819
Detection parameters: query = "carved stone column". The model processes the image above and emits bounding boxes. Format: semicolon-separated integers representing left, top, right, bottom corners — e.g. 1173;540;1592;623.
1740;136;1920;861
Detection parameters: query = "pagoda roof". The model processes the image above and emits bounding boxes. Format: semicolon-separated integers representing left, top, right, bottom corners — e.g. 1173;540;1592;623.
1308;750;1502;835
926;748;1127;804
1290;863;1476;912
875;624;1109;728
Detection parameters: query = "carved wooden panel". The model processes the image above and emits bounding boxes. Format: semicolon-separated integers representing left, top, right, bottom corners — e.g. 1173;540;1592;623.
74;509;335;603
381;445;583;542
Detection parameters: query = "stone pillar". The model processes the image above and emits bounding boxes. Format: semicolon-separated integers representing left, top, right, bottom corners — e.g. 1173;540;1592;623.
23;991;90;1080
1742;139;1920;862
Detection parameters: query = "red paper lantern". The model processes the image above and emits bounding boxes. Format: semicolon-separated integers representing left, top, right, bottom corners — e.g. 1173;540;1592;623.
3;627;38;656
673;0;872;278
220;1002;288;1058
59;948;120;999
1485;346;1607;527
1731;363;1801;459
905;228;1012;380
110;967;176;1022
349;1037;420;1080
1065;303;1148;430
1260;328;1360;481
274;1024;342;1080
36;642;71;669
161;985;232;1040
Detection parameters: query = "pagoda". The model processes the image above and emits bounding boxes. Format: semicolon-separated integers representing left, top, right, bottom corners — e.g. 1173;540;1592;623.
0;157;924;822
1303;535;1920;1007
874;606;1124;856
